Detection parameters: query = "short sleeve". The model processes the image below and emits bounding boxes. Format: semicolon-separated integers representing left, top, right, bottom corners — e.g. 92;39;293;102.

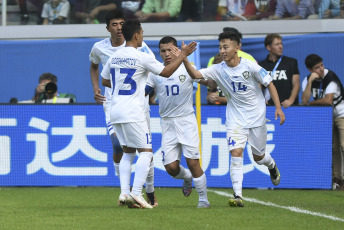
252;64;272;87
141;53;164;75
325;82;338;95
146;72;156;88
199;65;217;81
89;45;101;64
59;1;70;18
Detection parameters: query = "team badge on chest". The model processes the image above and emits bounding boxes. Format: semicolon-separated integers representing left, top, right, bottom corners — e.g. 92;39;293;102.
179;75;186;83
242;71;250;79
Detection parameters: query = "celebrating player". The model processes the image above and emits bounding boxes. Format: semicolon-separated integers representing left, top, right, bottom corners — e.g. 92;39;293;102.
146;36;213;208
101;19;197;209
175;31;285;207
89;10;157;206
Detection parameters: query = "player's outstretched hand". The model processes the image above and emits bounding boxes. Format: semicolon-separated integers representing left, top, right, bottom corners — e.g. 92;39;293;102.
94;88;105;104
170;45;181;58
181;41;197;57
275;108;285;125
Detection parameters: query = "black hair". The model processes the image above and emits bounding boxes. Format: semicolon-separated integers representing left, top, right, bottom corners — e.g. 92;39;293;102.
39;73;57;83
305;54;323;69
105;9;125;27
223;27;242;40
159;36;177;48
218;32;241;45
122;19;141;41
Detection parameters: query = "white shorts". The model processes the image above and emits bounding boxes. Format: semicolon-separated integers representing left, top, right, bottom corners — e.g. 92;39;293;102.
226;124;267;156
112;121;152;149
103;99;114;135
105;99;150;136
161;113;200;165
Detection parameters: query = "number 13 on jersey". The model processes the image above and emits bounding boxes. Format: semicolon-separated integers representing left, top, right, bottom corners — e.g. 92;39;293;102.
110;68;137;95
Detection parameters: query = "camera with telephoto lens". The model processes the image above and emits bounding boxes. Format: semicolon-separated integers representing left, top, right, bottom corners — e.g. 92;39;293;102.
45;82;58;98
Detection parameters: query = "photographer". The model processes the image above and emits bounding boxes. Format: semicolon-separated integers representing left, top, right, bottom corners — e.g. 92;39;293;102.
32;73;76;103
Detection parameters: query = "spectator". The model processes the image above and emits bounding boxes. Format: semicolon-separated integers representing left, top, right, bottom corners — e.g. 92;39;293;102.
32;73;76;103
259;33;300;108
134;0;183;22
121;0;143;19
177;0;203;22
245;0;277;20
267;0;315;19
301;54;344;190
207;27;256;67
73;0;120;24
206;53;227;105
318;0;341;18
18;0;44;25
41;0;70;25
217;0;250;20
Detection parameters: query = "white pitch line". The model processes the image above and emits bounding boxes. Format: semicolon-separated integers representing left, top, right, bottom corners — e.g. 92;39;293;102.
209;190;344;223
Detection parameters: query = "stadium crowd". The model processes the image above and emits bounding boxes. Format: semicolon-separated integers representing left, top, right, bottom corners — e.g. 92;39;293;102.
3;0;344;25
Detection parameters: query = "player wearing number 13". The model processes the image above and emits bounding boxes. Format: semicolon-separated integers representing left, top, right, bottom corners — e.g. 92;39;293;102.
101;19;197;209
179;31;286;207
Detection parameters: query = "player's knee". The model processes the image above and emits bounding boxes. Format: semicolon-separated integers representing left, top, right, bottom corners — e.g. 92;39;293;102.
253;153;265;163
164;163;179;177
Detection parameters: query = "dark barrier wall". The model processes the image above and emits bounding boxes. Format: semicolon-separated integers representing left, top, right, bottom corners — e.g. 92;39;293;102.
0;105;332;189
1;33;343;103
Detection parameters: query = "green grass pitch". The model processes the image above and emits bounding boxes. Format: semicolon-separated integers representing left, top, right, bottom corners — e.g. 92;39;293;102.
1;187;343;230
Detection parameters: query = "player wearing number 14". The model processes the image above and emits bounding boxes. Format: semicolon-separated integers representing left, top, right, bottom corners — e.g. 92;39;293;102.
179;31;286;207
101;19;197;208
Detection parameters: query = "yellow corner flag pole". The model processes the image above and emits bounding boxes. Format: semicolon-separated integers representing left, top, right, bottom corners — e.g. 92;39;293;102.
195;83;202;167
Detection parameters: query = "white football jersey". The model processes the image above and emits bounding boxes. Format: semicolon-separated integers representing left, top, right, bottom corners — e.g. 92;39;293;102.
200;58;272;128
147;63;197;118
101;46;164;124
89;38;154;111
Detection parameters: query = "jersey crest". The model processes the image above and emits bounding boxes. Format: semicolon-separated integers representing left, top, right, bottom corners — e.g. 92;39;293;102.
179;75;186;83
242;71;250;79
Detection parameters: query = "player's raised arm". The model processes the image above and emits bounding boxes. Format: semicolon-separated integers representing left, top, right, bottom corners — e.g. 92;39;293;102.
267;82;285;125
159;41;197;78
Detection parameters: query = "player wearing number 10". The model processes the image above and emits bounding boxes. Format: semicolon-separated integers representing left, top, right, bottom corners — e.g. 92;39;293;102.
101;19;197;209
180;31;286;207
146;36;211;208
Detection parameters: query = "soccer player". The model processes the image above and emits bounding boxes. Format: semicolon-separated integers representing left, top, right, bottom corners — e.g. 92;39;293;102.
175;31;285;207
101;19;197;209
145;36;212;208
89;10;157;206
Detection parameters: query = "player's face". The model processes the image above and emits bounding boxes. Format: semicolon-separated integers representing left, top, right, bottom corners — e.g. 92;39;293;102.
310;62;325;78
106;18;125;41
268;38;283;56
219;39;239;62
159;42;174;65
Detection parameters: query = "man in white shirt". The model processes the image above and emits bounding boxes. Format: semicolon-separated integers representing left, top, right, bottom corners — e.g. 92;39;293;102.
89;10;157;206
176;31;285;207
101;19;197;208
302;54;344;190
146;36;214;208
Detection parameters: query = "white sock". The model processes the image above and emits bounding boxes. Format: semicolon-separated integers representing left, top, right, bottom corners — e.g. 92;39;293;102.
256;152;275;169
193;173;208;202
114;162;120;177
119;153;136;195
132;152;153;196
173;165;192;180
145;160;155;193
230;156;243;197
